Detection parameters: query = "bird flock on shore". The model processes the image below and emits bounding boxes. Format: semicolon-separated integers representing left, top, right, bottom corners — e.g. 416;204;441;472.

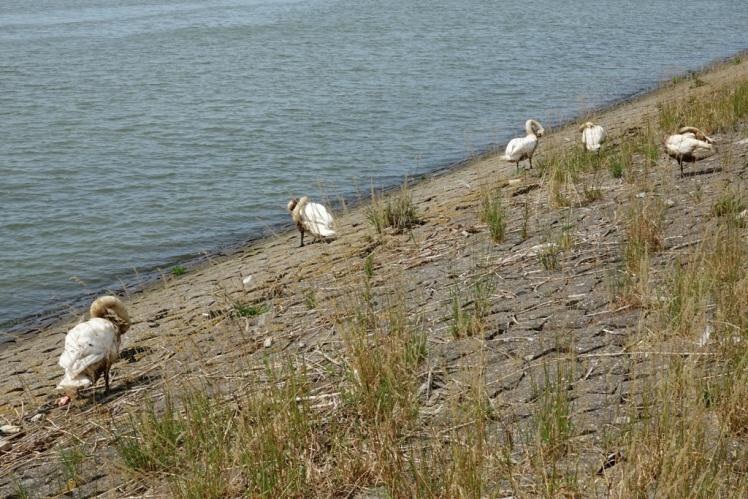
55;118;718;405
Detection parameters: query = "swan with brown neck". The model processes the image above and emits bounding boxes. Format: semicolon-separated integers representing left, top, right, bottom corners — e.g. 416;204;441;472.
288;196;336;247
503;119;545;171
57;296;131;405
665;126;715;177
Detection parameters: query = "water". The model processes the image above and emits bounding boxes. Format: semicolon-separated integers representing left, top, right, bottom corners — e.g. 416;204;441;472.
1;0;746;329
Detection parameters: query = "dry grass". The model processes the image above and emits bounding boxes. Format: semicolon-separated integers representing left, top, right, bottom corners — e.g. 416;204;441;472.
613;221;748;497
658;79;748;133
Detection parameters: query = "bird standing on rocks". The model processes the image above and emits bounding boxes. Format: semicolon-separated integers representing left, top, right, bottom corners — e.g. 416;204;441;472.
56;295;131;405
503;119;545;171
665;126;715;176
287;197;336;247
580;121;607;154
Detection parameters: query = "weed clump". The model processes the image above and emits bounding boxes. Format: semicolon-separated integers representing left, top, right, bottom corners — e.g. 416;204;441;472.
171;265;186;277
367;180;420;235
479;187;507;243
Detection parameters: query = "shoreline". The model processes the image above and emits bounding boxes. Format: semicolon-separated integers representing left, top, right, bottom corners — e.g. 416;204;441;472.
1;49;746;344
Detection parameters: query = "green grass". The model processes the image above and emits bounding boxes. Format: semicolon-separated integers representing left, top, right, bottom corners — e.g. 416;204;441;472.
233;302;269;317
539;243;561;271
479;187;507;243
171;265;187;277
449;276;494;338
303;288;316;309
59;446;85;492
363;253;375;279
609;158;625;178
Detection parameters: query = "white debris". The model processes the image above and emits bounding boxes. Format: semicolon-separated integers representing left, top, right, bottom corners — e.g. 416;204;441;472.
636;192;646;198
498;242;559;266
698;322;713;347
665;199;675;207
507;178;523;186
263;337;273;348
242;275;253;289
30;414;44;423
0;425;20;435
735;138;748;145
739;209;747;219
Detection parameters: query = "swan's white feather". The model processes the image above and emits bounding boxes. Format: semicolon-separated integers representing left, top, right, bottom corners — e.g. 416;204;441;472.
502;119;543;165
503;135;538;162
300;201;336;238
581;124;606;152
665;133;713;159
57;318;120;390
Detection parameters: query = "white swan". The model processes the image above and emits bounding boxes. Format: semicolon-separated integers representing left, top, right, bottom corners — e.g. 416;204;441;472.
57;296;131;404
503;119;545;171
287;197;336;247
579;121;606;153
665;126;715;176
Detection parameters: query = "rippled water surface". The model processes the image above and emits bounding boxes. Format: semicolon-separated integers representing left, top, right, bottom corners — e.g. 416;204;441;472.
1;0;746;327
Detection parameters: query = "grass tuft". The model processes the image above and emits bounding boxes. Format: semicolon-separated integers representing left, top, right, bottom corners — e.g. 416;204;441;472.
233;302;269;317
367;180;421;235
171;265;186;277
479;187;507;243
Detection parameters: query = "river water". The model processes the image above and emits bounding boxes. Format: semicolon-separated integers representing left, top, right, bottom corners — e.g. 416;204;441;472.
1;0;746;329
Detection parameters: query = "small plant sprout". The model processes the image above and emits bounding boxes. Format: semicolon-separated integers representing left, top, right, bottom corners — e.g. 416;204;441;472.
233;302;269;317
364;253;375;279
303;288;316;310
171;265;186;277
521;196;531;240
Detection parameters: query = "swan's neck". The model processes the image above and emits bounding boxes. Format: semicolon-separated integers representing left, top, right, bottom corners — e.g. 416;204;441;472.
292;197;309;224
525;121;535;136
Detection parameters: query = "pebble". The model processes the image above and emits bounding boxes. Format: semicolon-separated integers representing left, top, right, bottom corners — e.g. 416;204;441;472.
30;413;44;423
263;337;273;348
0;424;21;435
0;439;11;452
242;275;254;289
665;198;675;207
636;192;646;198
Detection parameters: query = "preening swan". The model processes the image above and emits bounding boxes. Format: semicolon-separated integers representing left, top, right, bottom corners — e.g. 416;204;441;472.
288;197;337;247
579;122;606;153
57;296;131;405
665;126;715;176
503;119;545;171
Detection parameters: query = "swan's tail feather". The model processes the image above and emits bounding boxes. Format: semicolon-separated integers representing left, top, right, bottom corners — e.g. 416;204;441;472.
57;374;92;391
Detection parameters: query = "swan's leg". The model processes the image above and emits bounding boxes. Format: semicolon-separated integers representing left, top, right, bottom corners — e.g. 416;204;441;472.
679;158;684;177
300;231;305;247
104;368;110;394
529;156;533;169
